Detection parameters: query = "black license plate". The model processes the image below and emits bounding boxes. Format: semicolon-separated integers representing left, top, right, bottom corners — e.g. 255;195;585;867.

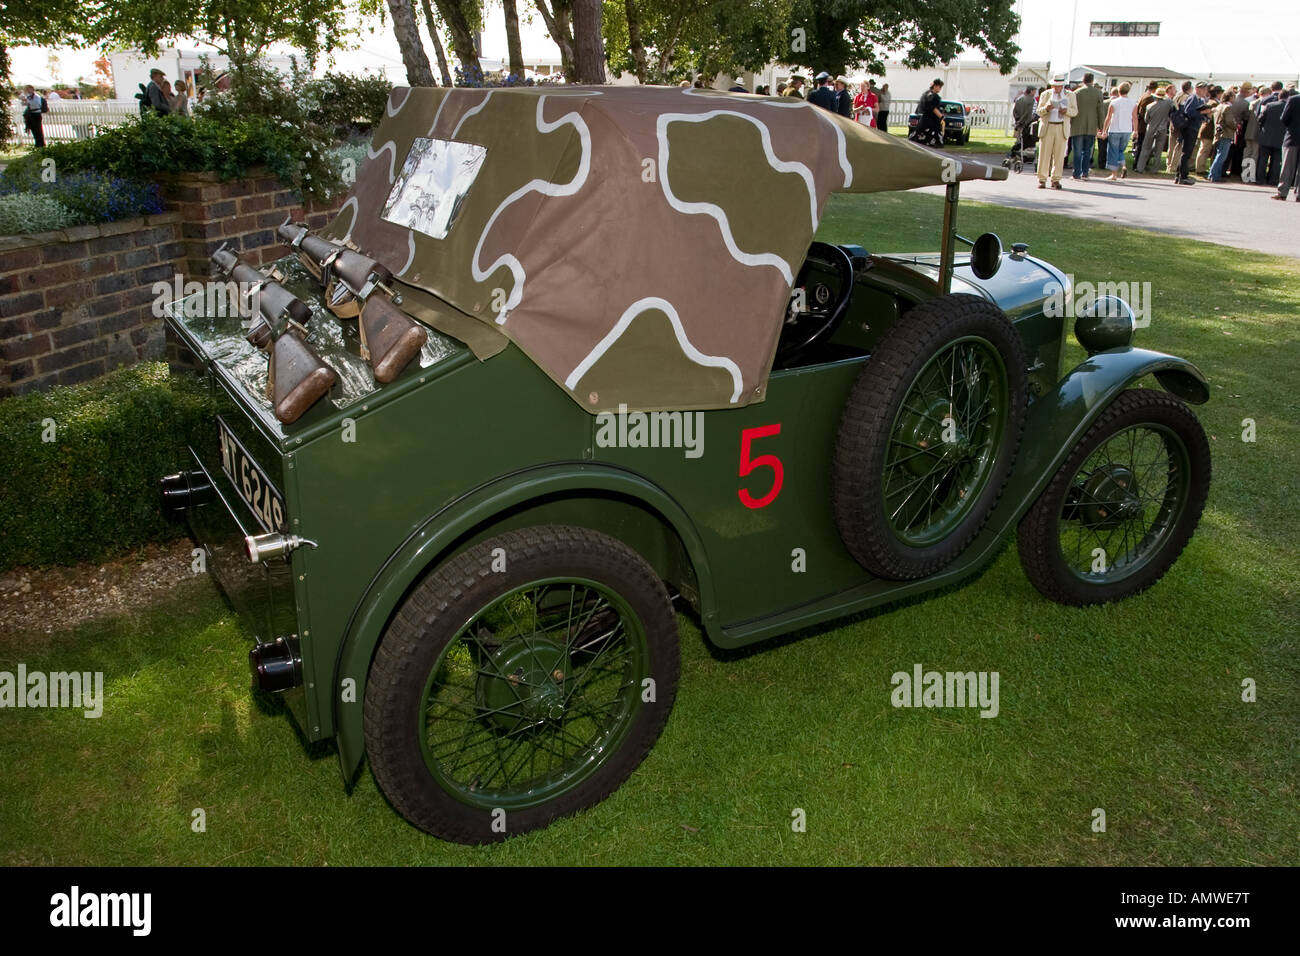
218;417;285;532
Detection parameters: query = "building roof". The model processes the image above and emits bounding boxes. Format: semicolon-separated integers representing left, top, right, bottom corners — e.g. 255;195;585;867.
1076;65;1195;80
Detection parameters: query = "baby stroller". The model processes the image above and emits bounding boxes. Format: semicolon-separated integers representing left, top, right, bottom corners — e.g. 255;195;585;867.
1002;119;1037;174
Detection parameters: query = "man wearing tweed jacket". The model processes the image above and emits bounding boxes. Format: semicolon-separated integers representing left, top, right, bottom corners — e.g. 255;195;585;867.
1037;74;1078;189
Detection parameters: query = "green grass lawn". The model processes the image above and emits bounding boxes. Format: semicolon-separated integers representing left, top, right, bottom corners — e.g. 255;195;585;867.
888;125;1016;154
0;143;34;167
2;191;1297;865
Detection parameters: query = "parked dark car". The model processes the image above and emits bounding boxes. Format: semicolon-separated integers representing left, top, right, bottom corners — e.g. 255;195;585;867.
909;99;972;144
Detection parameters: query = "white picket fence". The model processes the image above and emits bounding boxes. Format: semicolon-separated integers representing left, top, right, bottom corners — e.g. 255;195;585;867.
897;99;1017;134
960;100;1015;134
8;100;140;144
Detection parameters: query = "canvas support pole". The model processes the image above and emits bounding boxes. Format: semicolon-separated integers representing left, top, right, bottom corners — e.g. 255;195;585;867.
939;183;960;294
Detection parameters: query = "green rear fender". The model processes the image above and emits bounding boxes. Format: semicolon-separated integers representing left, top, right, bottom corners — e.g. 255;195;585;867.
330;463;713;781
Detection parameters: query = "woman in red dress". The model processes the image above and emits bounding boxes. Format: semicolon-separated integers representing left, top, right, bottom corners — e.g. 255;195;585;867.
853;81;878;126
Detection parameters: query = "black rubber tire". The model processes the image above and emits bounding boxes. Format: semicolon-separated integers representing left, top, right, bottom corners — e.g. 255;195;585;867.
833;294;1028;579
364;525;679;844
1017;388;1211;606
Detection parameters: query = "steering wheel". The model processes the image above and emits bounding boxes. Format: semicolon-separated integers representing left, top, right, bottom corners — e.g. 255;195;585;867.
775;242;855;367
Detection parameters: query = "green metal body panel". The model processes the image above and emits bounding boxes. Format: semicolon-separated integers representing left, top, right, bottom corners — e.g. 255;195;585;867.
163;248;1207;783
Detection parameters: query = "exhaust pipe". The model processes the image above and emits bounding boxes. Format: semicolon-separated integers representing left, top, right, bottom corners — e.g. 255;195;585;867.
160;471;215;517
249;636;303;692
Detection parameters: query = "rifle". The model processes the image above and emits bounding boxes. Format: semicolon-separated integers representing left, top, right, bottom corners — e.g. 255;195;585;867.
278;222;427;383
212;245;337;424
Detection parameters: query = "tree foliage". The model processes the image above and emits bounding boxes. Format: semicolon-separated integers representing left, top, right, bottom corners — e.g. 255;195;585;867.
602;0;1020;84
431;0;483;75
0;0;95;50
602;1;787;84
91;0;354;63
785;0;1020;77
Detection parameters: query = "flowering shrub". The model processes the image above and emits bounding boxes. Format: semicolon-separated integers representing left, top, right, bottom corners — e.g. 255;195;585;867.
0;170;162;234
40;173;163;224
308;71;393;137
0;63;387;213
0;193;75;235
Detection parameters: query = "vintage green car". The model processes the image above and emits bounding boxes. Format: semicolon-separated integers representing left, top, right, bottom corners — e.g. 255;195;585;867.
161;86;1211;844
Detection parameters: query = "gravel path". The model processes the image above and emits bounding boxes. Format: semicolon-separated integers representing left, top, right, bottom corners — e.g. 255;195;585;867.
0;540;209;641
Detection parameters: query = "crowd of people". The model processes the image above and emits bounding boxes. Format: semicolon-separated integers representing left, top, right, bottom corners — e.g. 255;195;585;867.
1011;72;1300;201
18;69;199;148
770;73;894;129
136;68;198;118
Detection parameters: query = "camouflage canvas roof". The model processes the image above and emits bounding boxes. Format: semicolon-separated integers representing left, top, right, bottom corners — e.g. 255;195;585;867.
322;85;1006;413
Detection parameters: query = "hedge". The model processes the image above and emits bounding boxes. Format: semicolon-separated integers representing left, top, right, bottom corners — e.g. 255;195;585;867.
1;111;342;205
0;363;215;571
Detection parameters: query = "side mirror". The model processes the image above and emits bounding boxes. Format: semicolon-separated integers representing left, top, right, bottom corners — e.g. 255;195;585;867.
970;232;1003;280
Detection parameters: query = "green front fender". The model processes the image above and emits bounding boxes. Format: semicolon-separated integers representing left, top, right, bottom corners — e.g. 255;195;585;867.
713;347;1209;648
330;462;714;781
1012;346;1208;504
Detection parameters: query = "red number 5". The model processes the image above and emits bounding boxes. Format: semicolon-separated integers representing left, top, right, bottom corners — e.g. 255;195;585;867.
738;424;784;509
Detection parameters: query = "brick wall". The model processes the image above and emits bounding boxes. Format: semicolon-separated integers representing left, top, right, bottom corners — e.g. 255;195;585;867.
159;167;344;279
0;168;345;397
0;214;185;395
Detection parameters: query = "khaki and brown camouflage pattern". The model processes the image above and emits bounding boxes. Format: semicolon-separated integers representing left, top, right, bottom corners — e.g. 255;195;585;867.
323;85;1006;413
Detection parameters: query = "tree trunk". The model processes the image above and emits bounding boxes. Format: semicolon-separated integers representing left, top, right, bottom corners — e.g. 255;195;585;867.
433;0;482;80
534;1;576;80
654;12;687;84
503;0;526;81
624;0;648;84
572;0;606;84
0;42;11;143
387;0;436;86
419;0;454;86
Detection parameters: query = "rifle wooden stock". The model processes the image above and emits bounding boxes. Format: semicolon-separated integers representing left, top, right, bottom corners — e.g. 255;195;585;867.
264;330;337;424
360;296;428;383
215;244;334;423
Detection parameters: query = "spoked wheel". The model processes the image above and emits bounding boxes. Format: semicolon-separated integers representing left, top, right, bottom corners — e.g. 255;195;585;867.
834;294;1027;579
882;336;1011;547
364;526;679;843
1017;389;1211;605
